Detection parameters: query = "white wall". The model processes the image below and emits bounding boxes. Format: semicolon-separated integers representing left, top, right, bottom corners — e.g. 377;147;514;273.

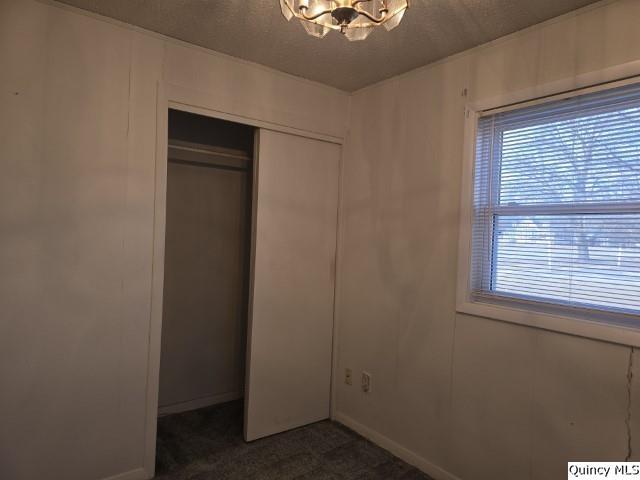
335;1;640;479
0;1;348;479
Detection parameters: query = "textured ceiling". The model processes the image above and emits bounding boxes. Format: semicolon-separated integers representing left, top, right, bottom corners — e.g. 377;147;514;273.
57;0;602;91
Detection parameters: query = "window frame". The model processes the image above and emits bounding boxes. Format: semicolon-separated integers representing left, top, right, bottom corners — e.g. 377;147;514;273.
456;76;640;347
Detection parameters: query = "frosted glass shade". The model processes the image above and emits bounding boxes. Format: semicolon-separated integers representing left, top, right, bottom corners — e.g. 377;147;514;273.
344;26;374;41
383;9;405;31
280;0;294;21
302;21;330;38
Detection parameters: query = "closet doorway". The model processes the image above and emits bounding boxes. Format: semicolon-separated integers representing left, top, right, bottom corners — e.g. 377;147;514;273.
152;105;341;474
158;109;254;416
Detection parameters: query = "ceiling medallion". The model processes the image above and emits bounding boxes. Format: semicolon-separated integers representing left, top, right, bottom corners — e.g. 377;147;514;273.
280;0;409;41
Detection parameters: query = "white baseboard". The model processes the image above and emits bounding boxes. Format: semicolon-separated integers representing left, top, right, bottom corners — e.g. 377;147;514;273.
158;391;242;416
102;467;148;480
332;412;461;480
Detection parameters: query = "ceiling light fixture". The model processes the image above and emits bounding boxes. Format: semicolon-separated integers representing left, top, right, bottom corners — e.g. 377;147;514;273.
280;0;409;41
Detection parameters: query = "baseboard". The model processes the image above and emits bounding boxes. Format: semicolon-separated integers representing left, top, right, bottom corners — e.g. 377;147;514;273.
101;467;148;480
332;412;461;480
158;391;242;416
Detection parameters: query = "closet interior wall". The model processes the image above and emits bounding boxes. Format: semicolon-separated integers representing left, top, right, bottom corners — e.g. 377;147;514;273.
159;109;254;415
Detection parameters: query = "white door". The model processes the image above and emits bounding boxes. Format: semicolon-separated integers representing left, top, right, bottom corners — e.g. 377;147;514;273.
244;129;340;441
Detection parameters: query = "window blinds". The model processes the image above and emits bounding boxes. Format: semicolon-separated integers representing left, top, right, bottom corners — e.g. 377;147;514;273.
472;82;640;317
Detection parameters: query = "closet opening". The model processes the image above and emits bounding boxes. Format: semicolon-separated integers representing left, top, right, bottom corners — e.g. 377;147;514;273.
155;109;255;472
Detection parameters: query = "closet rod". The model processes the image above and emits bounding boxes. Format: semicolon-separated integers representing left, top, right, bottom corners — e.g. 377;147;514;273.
168;141;251;171
168;157;248;172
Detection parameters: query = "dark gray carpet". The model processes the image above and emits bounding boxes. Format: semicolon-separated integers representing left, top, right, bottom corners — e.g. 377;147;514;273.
154;401;432;480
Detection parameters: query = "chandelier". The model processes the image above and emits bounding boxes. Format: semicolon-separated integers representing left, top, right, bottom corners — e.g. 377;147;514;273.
279;1;409;41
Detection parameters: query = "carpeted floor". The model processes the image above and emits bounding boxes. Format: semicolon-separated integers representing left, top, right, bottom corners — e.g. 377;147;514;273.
154;401;432;480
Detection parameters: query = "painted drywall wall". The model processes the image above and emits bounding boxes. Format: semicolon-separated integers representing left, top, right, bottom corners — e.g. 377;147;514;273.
0;1;348;479
335;1;640;479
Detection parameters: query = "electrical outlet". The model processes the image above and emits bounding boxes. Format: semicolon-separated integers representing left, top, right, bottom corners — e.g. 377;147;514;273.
345;368;352;385
361;371;371;393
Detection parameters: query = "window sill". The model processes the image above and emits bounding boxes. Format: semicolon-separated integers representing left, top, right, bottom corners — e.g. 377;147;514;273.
456;299;640;348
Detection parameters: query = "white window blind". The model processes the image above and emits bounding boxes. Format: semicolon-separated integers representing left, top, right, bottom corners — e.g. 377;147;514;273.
472;82;640;318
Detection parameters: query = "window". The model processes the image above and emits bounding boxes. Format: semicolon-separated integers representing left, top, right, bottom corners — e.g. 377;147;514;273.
470;82;640;322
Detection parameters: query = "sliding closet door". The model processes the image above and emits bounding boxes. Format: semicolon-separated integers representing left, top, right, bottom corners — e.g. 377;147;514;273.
244;129;340;441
